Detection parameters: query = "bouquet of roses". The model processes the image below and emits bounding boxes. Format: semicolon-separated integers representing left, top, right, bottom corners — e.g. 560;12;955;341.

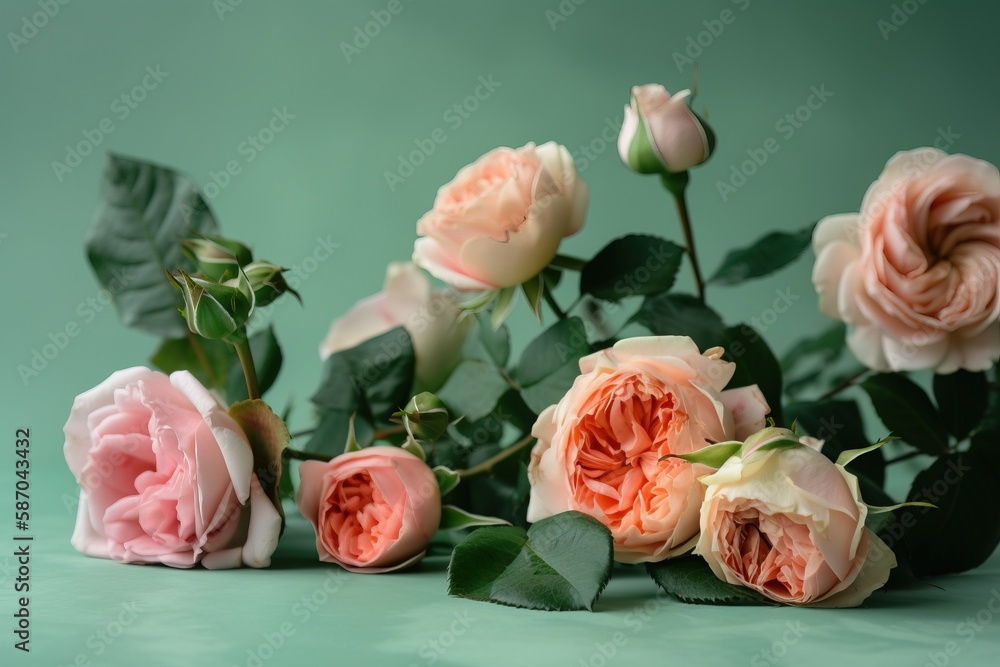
63;81;1000;610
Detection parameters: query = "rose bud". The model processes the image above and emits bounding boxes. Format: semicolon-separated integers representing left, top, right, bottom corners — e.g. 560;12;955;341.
242;261;300;308
181;233;254;281
395;392;451;443
618;85;715;175
295;446;441;573
168;268;255;340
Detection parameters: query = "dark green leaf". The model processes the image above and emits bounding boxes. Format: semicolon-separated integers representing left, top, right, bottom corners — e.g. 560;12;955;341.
933;370;989;441
580;235;684;301
447;511;613;611
227;326;283;401
461;312;511;368
631;294;727;350
438;361;510;423
723;324;783;426
85;153;219;338
306;409;374;455
647;557;770;605
786;400;885;487
861;374;949;455
149;336;232;390
708;225;815;286
781;322;846;373
904;433;1000;576
513;317;589;415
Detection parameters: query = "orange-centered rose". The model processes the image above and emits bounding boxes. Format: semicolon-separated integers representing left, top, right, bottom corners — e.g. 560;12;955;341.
527;336;769;564
812;148;1000;373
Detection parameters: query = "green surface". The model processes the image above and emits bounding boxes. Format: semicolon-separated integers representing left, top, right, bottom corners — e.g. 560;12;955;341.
2;0;1000;664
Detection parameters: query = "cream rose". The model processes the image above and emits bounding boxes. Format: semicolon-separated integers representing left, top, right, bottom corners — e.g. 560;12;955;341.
812;148;1000;373
295;446;441;573
527;336;769;564
63;367;282;569
696;429;896;607
319;262;469;390
412;141;587;291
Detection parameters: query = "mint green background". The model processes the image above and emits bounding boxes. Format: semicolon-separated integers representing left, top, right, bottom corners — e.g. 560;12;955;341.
2;1;999;665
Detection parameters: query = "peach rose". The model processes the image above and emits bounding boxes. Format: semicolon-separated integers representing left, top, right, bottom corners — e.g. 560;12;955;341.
319;262;469;390
812;148;1000;373
296;446;440;572
618;85;714;174
412;141;587;291
696;431;896;607
527;336;769;564
63;367;282;569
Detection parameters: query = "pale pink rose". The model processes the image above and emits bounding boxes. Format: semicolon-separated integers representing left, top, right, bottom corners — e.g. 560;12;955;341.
527;336;769;564
63;367;282;569
319;262;469;390
812;148;1000;373
696;436;896;607
412;141;588;291
618;85;713;174
296;446;441;573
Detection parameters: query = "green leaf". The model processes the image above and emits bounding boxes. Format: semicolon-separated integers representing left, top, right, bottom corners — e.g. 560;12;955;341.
781;322;846;373
149;336;232;391
401;437;427;461
226;326;283;402
447;511;613;611
933;370;989;441
662;442;742;468
462;312;511;368
786;400;885;487
861;374;949;456
513;317;589;414
631;293;727;351
433;466;461;496
708;224;815;286
647;557;770;605
836;435;898;467
722;324;783;427
491;287;518;330
903;432;1000;576
438;360;510;423
440;505;511;530
521;274;545;321
308;327;414;455
228;399;290;531
85;153;220;338
580;235;684;301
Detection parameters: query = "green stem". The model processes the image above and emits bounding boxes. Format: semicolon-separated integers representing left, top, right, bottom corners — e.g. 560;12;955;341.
282;448;331;462
817;369;870;401
885;450;923;466
550;254;587;272
458;434;536;478
232;336;260;400
543;288;567;320
662;172;706;303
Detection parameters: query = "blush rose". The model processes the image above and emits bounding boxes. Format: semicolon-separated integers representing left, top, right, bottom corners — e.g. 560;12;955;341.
527;336;769;564
296;446;441;572
63;367;282;569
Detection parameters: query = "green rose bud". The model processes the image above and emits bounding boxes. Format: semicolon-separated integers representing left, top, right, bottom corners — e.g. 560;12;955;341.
181;233;254;282
168;268;255;340
242;261;300;308
397;392;450;442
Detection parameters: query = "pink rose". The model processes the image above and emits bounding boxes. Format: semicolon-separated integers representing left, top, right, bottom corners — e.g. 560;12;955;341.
812;148;1000;373
63;367;282;569
412;141;588;291
618;85;714;174
696;431;896;607
527;336;769;564
319;262;470;390
296;446;441;572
